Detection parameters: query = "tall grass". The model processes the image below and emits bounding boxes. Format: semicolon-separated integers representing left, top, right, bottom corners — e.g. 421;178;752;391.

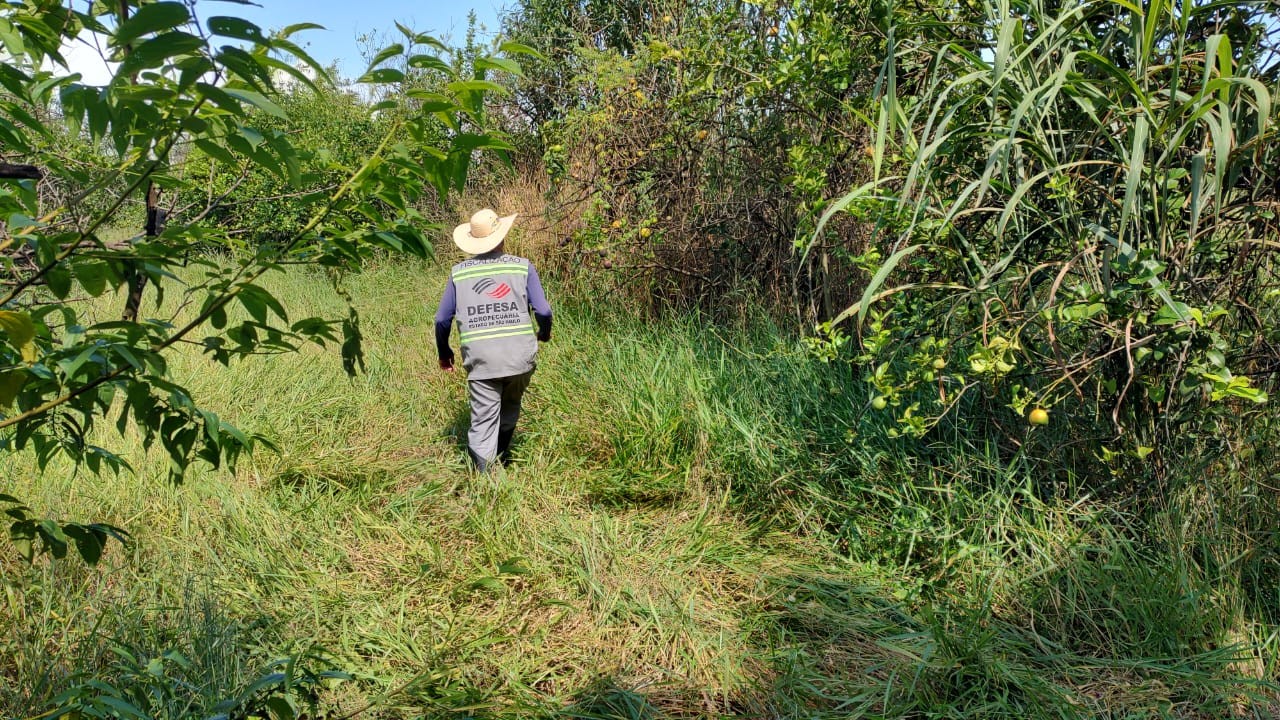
2;258;1277;717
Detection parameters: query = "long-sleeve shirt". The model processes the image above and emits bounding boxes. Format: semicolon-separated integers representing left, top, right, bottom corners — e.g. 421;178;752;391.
435;260;552;365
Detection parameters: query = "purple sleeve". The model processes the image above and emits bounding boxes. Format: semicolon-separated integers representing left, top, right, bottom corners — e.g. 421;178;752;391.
527;264;552;318
527;264;553;340
434;278;456;361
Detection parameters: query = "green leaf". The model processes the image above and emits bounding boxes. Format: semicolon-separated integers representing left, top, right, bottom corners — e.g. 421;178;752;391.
474;56;523;78
95;695;148;719
223;88;287;119
277;22;325;39
63;524;105;564
407;54;452;73
498;40;545;60
38;519;68;559
265;695;296;720
116;32;205;78
216;46;274;89
259;49;323;90
405;89;459;112
195;137;239;166
447;79;508;96
468;576;506;593
413;33;449;52
113;2;191;48
0;17;26;57
237;283;288;322
11;532;33;563
836;244;922;331
0;311;38;363
75;260;108;297
498;557;530;575
46;264;72;299
366;43;404;70
1118;113;1149;247
0;370;27;408
207;16;267;43
359;68;405;84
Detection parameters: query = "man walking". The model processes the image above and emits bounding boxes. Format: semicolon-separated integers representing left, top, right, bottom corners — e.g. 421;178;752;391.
435;209;553;472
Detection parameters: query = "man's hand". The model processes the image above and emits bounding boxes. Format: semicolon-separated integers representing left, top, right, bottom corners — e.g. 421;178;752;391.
440;356;455;372
537;331;551;343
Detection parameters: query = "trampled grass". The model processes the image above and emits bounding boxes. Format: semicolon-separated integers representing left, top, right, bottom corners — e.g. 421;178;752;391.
2;257;1278;718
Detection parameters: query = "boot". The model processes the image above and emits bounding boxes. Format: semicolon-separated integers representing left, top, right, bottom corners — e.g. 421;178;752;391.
497;428;515;465
468;447;490;474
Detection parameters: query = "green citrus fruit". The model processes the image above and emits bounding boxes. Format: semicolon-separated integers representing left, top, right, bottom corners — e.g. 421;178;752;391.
871;396;888;410
1029;408;1049;426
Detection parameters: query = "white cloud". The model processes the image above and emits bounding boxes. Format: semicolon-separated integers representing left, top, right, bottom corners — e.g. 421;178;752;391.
44;31;117;86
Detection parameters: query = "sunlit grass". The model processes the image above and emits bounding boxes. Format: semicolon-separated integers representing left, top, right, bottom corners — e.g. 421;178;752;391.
2;258;1277;718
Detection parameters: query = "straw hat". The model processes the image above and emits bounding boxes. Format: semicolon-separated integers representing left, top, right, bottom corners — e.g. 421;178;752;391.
453;209;517;255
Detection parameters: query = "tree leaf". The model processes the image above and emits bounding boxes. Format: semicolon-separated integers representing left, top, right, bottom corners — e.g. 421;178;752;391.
207;16;267;43
195;137;240;166
223;88;287;119
113;2;191;48
0;370;27;408
407;54;452;73
498;40;545;60
74;260;108;297
115;31;205;79
63;524;105;564
0;310;38;363
447;79;508;96
359;68;405;84
277;22;325;39
366;43;404;70
834;244;921;331
474;56;523;78
46;264;72;299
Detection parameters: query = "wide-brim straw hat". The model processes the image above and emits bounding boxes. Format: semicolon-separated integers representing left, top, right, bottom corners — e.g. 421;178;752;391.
453;208;517;255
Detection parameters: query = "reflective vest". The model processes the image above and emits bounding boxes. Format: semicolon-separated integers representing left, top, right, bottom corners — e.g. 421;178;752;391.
451;254;538;380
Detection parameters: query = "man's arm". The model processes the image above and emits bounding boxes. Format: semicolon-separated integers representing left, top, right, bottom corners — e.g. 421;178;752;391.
434;278;457;370
527;263;553;341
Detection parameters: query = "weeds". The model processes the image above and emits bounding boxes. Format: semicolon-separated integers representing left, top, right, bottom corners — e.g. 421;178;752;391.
2;260;1277;718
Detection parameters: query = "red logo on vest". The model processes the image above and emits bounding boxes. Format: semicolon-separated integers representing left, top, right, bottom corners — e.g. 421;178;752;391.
474;278;513;299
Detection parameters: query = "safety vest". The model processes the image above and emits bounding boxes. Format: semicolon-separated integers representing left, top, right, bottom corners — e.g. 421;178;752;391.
451;254;538;380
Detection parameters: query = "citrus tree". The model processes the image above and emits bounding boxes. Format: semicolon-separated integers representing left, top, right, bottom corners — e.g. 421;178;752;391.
815;0;1279;485
0;0;525;562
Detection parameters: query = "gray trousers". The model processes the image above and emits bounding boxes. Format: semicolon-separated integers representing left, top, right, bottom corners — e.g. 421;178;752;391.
467;370;533;470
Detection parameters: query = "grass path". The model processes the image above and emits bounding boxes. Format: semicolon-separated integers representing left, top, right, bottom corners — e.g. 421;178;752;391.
4;257;1278;718
1;258;896;717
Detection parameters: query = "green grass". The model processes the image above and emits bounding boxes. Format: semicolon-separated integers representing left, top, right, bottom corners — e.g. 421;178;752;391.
2;257;1277;718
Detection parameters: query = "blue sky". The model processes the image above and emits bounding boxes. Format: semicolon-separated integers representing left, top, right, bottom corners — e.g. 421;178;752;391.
56;0;512;85
206;0;509;78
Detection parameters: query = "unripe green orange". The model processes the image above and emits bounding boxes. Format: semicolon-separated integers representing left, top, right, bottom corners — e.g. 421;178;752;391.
871;396;888;410
1029;408;1049;426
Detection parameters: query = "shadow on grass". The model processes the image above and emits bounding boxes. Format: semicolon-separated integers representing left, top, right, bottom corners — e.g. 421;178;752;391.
503;565;1277;720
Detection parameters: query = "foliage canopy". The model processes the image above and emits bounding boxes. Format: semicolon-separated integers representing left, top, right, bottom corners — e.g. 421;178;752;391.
0;0;525;562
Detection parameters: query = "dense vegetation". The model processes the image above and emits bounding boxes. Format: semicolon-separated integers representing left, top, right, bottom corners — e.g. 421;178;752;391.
2;0;1279;717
